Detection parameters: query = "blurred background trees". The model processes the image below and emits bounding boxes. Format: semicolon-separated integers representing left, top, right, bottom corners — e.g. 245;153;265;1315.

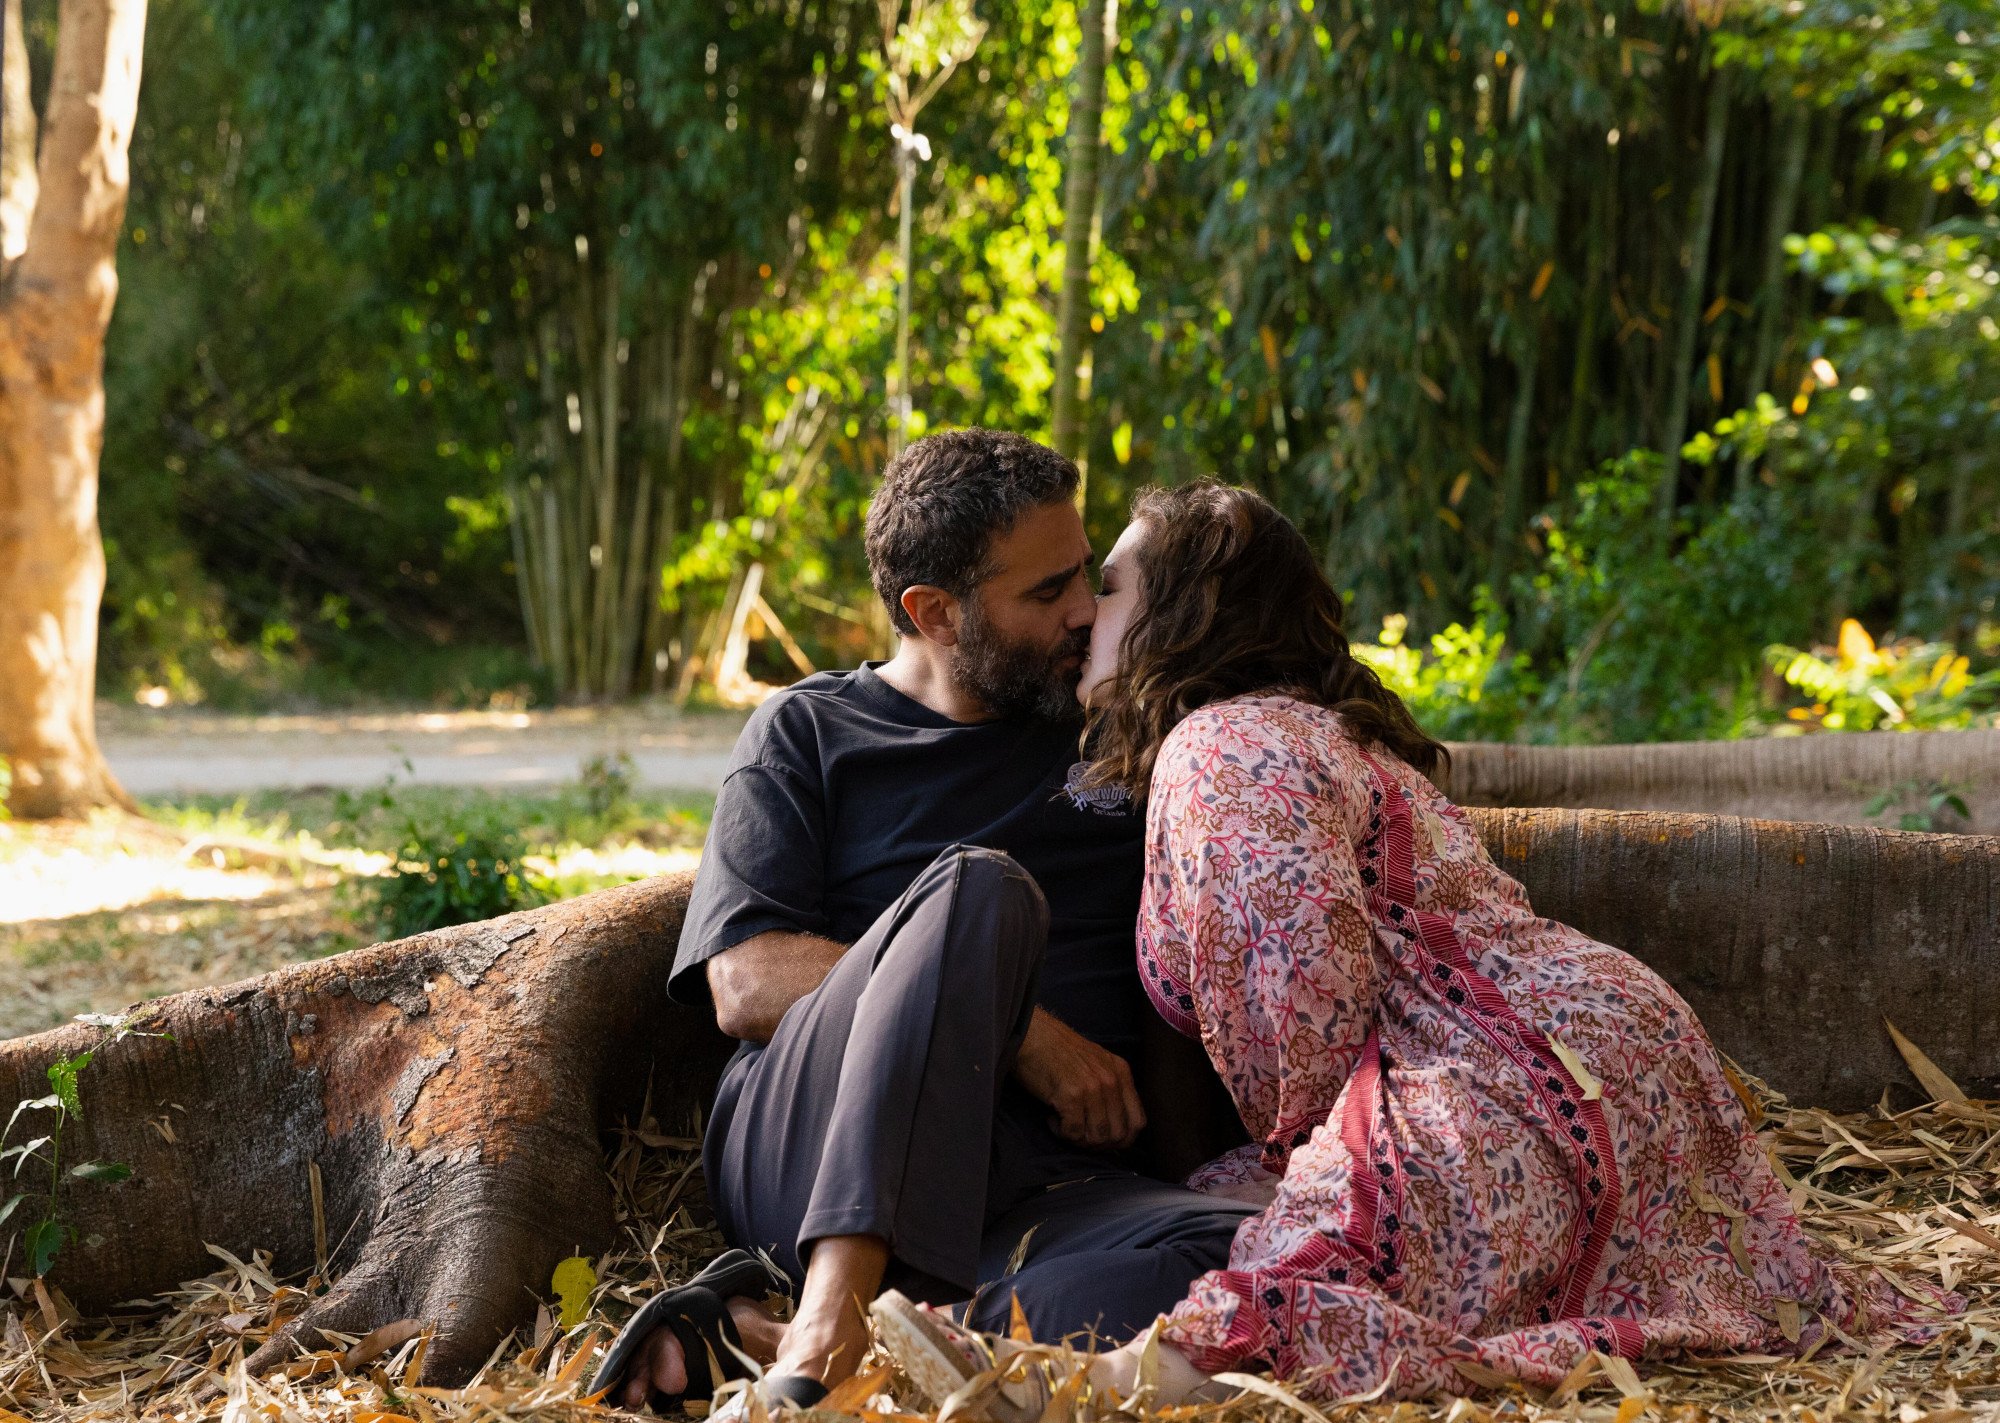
28;0;2000;739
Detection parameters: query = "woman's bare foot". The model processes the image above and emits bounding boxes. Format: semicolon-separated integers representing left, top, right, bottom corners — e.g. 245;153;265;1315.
871;1291;1222;1420
1086;1333;1220;1406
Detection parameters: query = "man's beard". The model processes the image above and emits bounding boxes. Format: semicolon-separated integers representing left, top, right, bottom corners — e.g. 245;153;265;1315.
952;602;1088;723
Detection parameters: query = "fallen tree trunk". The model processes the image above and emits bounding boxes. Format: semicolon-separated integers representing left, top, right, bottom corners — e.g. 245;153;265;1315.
1441;728;2000;833
2;811;1994;1382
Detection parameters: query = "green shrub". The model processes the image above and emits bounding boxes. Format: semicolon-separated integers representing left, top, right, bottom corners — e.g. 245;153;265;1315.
1352;594;1541;743
576;752;637;822
371;814;544;938
1763;619;2000;732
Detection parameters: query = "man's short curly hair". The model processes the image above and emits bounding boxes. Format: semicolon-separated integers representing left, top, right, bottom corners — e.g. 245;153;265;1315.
864;429;1081;636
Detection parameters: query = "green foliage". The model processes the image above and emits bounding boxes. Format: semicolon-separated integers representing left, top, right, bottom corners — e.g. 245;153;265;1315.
99;0;524;710
2;1015;163;1278
1765;620;2000;731
372;815;545;939
577;753;638;822
1351;598;1539;743
88;0;2000;738
1865;779;1975;833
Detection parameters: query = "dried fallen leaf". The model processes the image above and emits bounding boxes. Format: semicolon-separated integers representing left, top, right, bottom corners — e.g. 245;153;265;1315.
1213;1371;1339;1423
1884;1020;1969;1105
1548;1033;1604;1101
341;1317;423;1371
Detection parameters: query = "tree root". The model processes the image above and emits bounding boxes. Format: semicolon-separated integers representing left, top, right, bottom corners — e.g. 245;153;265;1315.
1;811;1995;1382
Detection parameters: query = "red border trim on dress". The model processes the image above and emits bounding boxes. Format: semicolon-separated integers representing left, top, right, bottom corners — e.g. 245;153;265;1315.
1358;755;1627;1332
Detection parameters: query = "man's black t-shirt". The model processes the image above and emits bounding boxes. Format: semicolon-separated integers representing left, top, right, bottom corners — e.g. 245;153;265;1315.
671;663;1148;1060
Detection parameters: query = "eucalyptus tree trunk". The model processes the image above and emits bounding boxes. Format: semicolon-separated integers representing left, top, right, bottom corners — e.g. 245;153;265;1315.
1050;0;1109;469
1655;68;1731;525
1441;726;2000;834
0;0;37;262
0;0;144;819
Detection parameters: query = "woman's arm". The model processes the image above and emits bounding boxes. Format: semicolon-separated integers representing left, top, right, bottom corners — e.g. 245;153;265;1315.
1149;704;1384;1174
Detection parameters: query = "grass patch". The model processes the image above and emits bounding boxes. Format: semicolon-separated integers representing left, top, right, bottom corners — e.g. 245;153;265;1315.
1;774;714;1041
147;781;712;863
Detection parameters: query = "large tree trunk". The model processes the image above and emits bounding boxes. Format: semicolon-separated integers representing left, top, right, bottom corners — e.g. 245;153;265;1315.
3;814;1994;1382
0;0;143;820
1440;728;2000;834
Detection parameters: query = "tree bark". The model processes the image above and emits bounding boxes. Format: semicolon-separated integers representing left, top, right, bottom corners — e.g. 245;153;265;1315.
1;0;38;267
1440;728;2000;834
1049;0;1108;468
0;0;145;819
0;872;735;1384
4;814;1996;1379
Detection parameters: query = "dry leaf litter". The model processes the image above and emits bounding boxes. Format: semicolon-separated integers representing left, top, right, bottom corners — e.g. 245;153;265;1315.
2;1062;1995;1423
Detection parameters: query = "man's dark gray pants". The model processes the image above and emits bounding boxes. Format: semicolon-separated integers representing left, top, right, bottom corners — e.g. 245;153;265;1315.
703;845;1257;1344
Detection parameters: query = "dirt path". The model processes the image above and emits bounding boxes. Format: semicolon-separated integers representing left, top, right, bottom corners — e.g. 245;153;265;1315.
96;704;753;798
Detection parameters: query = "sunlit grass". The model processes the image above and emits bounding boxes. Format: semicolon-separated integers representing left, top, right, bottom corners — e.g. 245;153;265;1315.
0;780;715;1041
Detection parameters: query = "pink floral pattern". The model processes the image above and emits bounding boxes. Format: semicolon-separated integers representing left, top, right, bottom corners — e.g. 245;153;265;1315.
1140;695;1947;1398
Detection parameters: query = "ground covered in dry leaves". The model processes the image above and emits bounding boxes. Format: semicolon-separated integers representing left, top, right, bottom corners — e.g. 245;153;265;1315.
2;1068;1995;1423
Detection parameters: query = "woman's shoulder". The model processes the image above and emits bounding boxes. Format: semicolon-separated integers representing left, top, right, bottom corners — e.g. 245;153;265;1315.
1157;694;1361;782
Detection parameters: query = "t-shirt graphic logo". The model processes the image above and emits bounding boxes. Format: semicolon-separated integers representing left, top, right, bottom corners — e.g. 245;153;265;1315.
1063;762;1133;816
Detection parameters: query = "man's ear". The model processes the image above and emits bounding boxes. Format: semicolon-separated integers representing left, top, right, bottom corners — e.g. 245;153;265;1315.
899;585;963;646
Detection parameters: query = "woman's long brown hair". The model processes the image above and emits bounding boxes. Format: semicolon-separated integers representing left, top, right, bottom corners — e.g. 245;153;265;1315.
1082;480;1447;801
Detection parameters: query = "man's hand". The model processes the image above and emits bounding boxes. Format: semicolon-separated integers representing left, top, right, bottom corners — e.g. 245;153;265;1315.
1014;1009;1146;1150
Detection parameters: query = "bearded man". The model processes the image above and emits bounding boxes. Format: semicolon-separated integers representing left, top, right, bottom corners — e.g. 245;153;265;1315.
593;429;1256;1414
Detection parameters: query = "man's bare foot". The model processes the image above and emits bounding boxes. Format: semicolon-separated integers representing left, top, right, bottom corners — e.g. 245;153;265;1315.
618;1296;786;1411
620;1234;889;1410
766;1233;891;1388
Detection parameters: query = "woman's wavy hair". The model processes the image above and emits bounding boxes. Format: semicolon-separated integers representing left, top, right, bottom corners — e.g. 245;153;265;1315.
1082;480;1447;800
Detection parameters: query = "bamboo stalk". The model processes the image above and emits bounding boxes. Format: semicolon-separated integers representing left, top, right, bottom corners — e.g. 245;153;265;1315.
1736;102;1811;498
1051;0;1110;468
1656;66;1732;526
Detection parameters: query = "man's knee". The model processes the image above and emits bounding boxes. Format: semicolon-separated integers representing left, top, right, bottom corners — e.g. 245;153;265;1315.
944;845;1045;919
897;846;1048;971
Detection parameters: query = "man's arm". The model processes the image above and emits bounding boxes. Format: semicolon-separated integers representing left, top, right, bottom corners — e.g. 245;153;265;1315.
709;931;1147;1150
707;929;848;1043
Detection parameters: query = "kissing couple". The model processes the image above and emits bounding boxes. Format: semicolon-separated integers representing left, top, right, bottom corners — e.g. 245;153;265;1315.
593;428;1945;1416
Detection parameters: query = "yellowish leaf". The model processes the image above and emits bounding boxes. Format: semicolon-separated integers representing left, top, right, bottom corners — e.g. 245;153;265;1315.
1548;1033;1604;1102
1599;1353;1649;1400
1884;1019;1968;1105
551;1255;598;1331
1720;1062;1764;1127
820;1363;897;1413
1775;1298;1802;1344
1530;261;1555;302
1837;618;1876;667
1008;1291;1034;1344
1214;1371;1339;1423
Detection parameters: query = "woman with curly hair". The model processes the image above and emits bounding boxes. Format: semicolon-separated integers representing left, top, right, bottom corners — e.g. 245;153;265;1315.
873;480;1946;1412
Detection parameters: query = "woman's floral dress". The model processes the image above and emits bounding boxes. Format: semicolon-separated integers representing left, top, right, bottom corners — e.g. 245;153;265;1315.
1140;695;1944;1398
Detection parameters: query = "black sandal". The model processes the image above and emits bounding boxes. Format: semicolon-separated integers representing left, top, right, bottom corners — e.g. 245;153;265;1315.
590;1248;791;1411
